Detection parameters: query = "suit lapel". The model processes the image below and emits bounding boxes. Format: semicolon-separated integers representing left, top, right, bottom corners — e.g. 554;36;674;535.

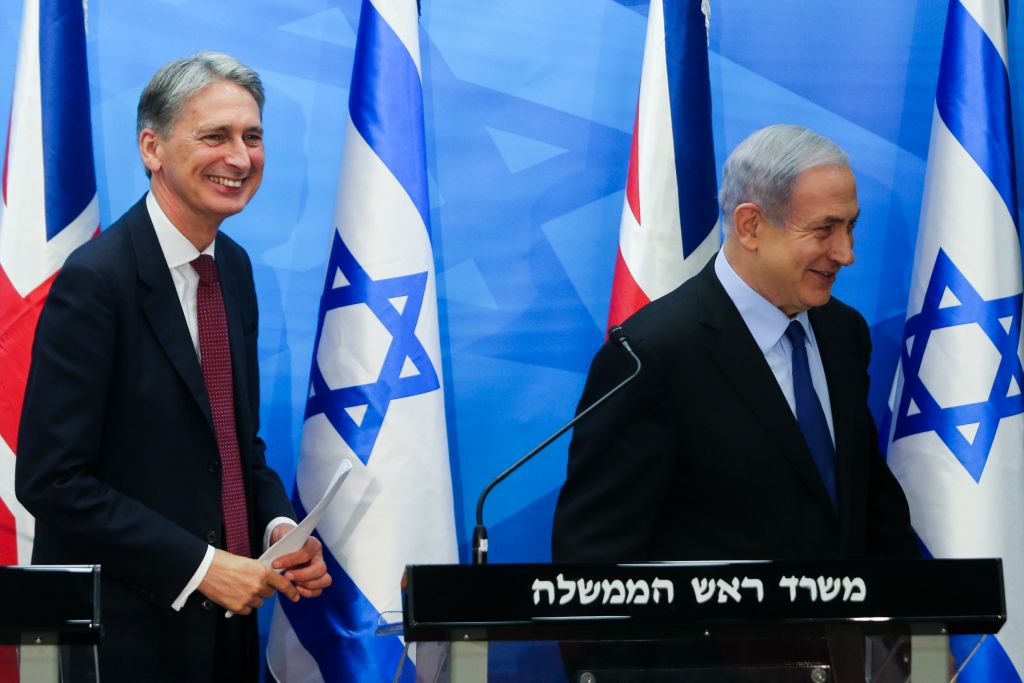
698;263;837;514
128;199;215;433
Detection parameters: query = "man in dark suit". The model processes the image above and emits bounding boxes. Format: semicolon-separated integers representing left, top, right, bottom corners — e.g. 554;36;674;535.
552;124;918;563
16;52;330;681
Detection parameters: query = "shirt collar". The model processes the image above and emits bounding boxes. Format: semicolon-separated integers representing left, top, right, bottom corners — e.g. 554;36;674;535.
714;250;812;352
146;191;215;269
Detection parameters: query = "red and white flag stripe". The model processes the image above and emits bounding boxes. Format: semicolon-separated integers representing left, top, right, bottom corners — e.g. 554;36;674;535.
608;0;719;329
0;0;98;578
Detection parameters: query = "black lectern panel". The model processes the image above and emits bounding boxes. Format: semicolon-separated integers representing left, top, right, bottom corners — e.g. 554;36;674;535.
0;565;101;645
402;559;1004;642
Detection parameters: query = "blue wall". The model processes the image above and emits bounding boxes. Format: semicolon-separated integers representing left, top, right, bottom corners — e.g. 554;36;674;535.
2;0;1023;620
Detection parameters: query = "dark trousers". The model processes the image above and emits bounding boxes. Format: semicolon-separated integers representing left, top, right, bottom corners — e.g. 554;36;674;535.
212;610;258;683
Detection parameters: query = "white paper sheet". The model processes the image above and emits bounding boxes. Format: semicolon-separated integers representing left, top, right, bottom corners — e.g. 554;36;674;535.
225;459;353;617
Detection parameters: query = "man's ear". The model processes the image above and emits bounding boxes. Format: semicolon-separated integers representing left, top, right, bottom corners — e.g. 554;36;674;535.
732;202;764;251
138;129;162;175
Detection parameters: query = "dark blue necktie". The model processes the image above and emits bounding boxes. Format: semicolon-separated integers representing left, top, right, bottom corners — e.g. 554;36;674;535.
785;321;837;507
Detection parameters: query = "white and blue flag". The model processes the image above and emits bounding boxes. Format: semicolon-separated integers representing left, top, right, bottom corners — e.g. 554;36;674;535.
886;0;1023;680
267;1;457;680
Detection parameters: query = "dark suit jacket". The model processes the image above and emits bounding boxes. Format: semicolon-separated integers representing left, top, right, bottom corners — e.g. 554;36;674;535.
16;197;295;682
552;258;918;562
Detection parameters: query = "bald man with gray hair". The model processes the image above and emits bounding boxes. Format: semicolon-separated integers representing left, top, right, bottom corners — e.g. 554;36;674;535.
553;124;918;564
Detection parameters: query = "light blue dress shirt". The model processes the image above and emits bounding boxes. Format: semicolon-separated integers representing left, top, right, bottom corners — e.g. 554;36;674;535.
714;251;836;445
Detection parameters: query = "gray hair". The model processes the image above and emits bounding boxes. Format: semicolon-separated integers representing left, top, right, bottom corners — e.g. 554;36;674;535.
136;51;264;138
718;124;849;231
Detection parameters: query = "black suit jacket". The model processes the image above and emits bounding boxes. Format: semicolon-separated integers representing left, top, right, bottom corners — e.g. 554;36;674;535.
552;258;918;562
16;197;295;681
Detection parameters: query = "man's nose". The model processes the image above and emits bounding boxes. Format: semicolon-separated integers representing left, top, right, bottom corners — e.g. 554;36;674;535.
830;229;855;266
224;137;251;171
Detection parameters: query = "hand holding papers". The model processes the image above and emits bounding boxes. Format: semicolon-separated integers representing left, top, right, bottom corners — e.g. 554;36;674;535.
262;459;352;567
225;459;352;617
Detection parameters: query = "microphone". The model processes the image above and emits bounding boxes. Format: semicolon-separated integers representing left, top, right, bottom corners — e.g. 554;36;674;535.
471;326;643;564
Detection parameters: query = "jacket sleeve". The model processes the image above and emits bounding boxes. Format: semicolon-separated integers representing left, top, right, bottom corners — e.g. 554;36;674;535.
15;259;210;607
855;313;921;559
236;245;295;533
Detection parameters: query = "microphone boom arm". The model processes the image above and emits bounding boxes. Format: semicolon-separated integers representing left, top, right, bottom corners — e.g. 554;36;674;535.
471;330;642;564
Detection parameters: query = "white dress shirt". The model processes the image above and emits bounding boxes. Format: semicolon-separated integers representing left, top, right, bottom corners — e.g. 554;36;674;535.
714;250;836;444
146;193;293;610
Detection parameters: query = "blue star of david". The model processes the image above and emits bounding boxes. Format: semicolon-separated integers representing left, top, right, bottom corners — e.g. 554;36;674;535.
304;231;440;464
893;249;1024;481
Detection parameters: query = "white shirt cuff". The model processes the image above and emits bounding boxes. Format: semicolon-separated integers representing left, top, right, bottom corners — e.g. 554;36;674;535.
171;518;298;611
264;517;298;552
171;545;215;611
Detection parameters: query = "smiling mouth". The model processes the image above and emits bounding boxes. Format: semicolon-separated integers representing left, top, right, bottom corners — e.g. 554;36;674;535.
810;269;837;281
209;176;242;188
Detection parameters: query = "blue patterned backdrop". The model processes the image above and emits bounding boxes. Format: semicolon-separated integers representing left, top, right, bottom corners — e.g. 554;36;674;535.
2;0;1024;642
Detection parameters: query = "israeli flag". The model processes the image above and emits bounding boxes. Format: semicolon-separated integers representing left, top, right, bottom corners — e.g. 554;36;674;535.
886;0;1023;680
267;1;457;680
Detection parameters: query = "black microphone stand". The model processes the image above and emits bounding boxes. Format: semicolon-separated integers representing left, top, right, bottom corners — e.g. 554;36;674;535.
471;329;642;564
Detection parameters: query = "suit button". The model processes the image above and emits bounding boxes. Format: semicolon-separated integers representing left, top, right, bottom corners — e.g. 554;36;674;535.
201;599;215;611
208;461;218;473
206;531;218;544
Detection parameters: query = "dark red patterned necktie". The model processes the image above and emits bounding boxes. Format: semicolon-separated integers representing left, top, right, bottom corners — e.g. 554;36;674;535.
192;255;252;558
